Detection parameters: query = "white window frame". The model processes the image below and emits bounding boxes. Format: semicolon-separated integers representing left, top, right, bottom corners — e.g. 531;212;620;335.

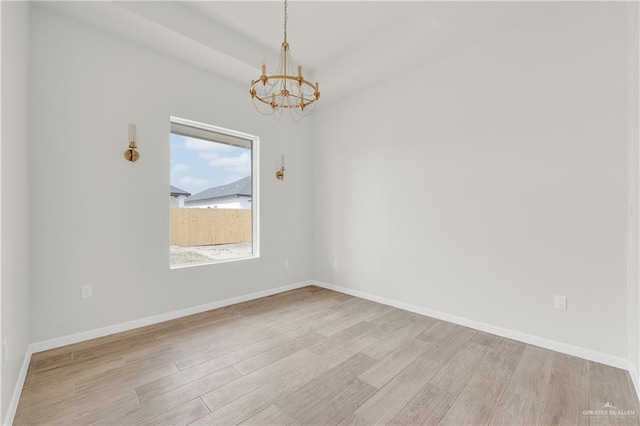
170;116;260;268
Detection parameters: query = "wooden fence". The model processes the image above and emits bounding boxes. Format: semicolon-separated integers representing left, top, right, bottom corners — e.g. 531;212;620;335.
170;208;251;247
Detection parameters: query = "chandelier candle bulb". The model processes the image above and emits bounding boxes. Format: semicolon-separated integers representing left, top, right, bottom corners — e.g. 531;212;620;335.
128;123;136;143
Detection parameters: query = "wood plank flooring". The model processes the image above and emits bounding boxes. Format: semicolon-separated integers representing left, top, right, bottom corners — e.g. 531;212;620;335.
13;286;640;425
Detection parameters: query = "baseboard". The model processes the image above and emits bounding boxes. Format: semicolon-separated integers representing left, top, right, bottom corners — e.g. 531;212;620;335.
3;345;33;426
313;281;630;371
30;280;314;354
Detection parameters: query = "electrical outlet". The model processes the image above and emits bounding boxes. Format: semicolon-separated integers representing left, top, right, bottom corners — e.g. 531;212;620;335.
3;340;8;366
554;295;567;310
284;259;289;268
333;259;338;269
81;285;93;299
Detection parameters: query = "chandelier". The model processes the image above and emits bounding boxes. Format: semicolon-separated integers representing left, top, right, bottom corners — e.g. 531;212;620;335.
249;0;320;120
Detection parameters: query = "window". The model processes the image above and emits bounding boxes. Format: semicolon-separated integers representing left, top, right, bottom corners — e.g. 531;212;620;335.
169;117;259;267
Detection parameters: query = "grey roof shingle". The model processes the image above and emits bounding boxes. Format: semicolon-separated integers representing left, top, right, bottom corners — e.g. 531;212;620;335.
170;185;191;197
185;176;251;203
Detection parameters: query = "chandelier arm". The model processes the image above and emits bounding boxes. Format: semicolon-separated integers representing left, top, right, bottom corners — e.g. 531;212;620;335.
251;79;318;99
251;93;319;107
250;76;318;93
250;75;312;83
253;99;311;109
251;92;296;107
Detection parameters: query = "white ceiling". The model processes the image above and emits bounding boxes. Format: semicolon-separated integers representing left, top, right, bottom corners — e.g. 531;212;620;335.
40;1;554;106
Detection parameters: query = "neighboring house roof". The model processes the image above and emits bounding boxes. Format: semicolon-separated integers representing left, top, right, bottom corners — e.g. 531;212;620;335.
170;185;191;197
186;176;251;203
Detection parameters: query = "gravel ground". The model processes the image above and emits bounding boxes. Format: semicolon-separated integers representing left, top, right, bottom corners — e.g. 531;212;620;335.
170;242;253;266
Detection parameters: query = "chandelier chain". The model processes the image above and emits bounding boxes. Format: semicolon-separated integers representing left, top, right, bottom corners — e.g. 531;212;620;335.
283;0;288;43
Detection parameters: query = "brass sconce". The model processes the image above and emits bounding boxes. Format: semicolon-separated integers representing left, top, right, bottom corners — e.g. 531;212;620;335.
124;123;140;162
276;155;285;180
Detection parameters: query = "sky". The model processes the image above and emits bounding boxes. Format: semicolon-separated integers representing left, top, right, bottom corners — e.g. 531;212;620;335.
170;133;251;195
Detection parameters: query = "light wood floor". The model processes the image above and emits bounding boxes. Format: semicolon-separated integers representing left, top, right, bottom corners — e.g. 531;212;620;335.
14;286;640;425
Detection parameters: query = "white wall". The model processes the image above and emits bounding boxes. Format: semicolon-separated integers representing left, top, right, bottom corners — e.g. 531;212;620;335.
629;1;640;389
313;2;630;359
1;1;31;421
29;4;313;342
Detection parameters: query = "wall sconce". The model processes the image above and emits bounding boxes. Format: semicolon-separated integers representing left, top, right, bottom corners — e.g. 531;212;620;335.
124;123;140;162
276;154;285;180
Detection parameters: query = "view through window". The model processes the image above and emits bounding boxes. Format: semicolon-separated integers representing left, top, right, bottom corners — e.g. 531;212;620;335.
170;117;258;267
